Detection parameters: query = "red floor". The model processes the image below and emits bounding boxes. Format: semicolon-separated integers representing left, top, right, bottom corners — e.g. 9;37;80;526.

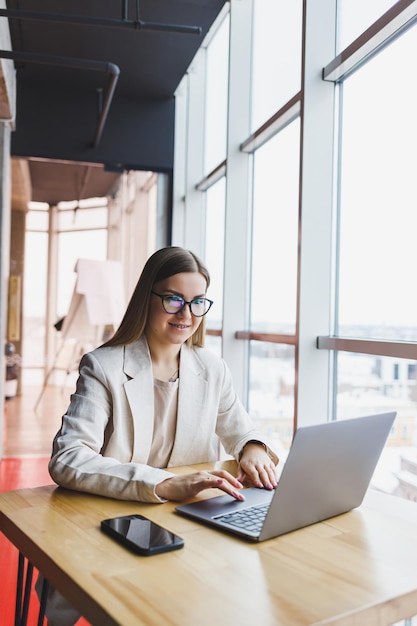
0;457;90;625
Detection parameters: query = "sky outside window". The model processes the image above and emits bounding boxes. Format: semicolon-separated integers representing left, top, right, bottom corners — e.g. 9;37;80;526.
337;0;398;52
338;23;417;338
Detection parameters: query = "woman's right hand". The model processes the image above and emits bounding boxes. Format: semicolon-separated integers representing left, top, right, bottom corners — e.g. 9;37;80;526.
155;470;245;502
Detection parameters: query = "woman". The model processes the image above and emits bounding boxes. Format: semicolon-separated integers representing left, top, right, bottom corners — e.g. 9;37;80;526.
49;246;279;503
42;247;279;625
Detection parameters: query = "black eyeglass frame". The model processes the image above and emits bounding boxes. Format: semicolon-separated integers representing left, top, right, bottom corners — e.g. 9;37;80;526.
151;291;213;317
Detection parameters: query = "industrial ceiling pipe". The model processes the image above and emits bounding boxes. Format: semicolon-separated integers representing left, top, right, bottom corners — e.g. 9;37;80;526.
0;49;120;147
0;6;202;35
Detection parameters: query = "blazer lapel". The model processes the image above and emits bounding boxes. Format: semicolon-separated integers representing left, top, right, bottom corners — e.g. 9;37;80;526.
169;345;208;466
123;337;155;463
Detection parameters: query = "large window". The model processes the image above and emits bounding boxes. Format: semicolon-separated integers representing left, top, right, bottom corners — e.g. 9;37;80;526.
331;6;417;501
251;0;302;131
250;121;300;335
57;200;108;319
338;25;417;340
204;13;229;174
248;121;300;448
23;200;108;385
23;207;48;376
174;5;417;621
204;178;225;356
248;341;295;451
174;0;417;517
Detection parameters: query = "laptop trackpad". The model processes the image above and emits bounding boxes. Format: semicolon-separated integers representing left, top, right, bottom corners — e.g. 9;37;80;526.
176;487;274;520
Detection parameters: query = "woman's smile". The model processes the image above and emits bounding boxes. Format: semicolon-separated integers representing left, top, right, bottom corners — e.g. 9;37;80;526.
169;321;191;330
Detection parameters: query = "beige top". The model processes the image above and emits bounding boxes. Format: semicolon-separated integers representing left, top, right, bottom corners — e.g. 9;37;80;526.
148;376;179;468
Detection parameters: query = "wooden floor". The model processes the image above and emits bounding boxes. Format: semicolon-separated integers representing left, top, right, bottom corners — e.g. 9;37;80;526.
3;383;71;458
1;382;90;626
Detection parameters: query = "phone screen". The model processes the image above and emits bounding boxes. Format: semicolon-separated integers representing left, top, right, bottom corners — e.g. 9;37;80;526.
101;514;184;556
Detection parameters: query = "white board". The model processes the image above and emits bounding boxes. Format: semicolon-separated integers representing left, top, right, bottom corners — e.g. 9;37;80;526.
61;259;125;343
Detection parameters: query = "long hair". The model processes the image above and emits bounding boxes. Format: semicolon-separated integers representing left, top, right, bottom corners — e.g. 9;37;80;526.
103;247;211;348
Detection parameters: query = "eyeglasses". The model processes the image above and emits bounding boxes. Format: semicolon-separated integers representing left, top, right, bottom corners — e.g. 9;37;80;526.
151;292;213;317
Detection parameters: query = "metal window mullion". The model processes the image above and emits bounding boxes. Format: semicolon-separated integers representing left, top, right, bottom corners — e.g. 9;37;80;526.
221;0;253;403
296;0;338;427
172;75;188;244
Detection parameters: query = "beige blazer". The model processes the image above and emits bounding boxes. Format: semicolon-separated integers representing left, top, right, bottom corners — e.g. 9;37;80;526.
49;336;277;502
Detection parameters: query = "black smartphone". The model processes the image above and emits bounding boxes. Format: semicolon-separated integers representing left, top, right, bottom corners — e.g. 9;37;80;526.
100;514;184;556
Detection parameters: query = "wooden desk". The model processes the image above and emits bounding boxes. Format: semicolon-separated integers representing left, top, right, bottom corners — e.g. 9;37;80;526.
1;461;417;626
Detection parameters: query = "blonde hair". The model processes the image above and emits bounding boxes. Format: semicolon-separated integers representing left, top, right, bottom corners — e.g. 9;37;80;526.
103;247;210;348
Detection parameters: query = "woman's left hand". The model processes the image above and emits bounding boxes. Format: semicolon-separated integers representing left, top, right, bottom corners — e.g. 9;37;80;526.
237;443;278;490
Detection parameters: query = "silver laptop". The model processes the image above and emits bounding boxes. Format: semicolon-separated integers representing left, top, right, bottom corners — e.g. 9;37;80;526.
175;412;396;542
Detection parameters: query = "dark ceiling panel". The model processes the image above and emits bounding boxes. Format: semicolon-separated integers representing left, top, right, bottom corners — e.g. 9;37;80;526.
4;0;226;203
11;78;177;172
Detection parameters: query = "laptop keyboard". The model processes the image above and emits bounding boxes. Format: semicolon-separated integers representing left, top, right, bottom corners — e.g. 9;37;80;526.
214;504;270;534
